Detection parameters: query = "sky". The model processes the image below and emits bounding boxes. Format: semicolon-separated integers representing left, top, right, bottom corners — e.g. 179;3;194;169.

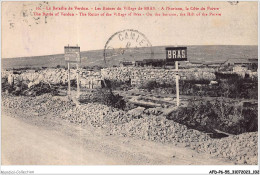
2;1;258;58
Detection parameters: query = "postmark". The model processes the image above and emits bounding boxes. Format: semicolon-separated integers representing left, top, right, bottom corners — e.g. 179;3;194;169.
104;29;154;67
7;1;52;29
228;1;239;5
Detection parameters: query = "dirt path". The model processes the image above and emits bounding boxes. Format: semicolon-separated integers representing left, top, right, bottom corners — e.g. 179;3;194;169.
2;113;118;165
2;111;233;165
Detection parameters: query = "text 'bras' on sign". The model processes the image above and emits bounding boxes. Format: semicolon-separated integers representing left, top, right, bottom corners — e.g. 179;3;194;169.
166;47;187;61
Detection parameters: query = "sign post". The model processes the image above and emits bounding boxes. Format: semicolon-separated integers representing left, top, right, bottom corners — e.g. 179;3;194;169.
166;47;187;107
175;61;179;107
68;62;71;95
76;63;80;97
64;45;81;98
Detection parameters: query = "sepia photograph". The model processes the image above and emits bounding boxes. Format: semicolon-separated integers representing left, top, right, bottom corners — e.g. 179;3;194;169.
1;0;259;174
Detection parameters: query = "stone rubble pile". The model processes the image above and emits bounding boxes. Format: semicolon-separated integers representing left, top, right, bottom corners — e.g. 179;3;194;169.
101;67;132;82
192;132;258;165
62;103;211;143
1;94;257;165
109;115;211;143
61;103;259;165
63;103;135;127
2;94;74;116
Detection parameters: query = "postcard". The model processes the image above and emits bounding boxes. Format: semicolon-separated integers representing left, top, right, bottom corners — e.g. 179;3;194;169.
1;1;258;174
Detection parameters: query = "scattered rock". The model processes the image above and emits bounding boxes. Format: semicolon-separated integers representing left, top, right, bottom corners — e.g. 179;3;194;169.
1;93;258;165
127;107;145;118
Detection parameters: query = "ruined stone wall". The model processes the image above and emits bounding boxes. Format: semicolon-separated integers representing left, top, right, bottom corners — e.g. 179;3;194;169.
2;67;217;88
2;68;102;88
101;67;216;86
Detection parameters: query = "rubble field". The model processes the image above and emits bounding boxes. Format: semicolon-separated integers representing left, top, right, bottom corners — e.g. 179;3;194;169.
2;93;257;165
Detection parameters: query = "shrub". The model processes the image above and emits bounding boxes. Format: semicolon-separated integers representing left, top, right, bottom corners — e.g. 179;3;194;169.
2;77;15;93
79;88;126;110
219;77;258;99
215;72;240;79
178;75;257;99
139;81;172;92
1;77;59;97
167;99;258;135
142;81;158;91
25;82;59;96
7;79;28;96
103;79;131;90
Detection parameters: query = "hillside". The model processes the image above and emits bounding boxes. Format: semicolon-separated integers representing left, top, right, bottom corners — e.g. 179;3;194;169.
2;45;258;69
